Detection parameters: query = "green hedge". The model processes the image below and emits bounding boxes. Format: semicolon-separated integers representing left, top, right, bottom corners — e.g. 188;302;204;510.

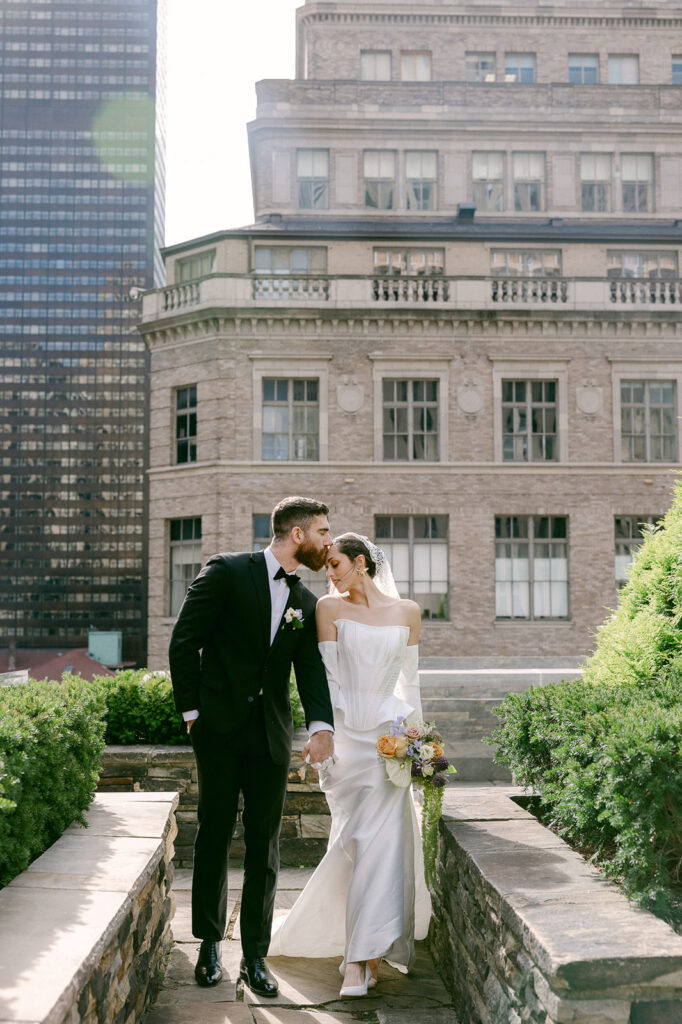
0;677;107;888
489;482;682;922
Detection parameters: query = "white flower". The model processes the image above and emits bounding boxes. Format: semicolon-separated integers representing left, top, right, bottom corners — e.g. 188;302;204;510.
284;608;304;629
422;764;435;778
420;743;435;761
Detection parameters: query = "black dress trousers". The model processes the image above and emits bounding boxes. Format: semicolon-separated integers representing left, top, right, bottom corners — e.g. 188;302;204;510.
190;696;289;956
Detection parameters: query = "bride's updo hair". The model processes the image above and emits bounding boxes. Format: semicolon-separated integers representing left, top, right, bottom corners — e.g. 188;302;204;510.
334;533;377;578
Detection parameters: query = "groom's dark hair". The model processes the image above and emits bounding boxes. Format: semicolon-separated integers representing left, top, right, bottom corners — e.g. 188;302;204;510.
271;496;329;539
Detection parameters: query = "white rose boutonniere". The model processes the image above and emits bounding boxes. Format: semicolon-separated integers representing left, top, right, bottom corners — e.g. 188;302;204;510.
284;608;304;630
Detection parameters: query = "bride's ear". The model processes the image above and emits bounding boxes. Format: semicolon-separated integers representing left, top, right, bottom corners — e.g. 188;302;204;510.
356;556;368;576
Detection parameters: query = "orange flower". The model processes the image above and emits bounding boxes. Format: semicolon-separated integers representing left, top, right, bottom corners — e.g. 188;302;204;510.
432;743;444;759
394;735;409;759
377;734;398;758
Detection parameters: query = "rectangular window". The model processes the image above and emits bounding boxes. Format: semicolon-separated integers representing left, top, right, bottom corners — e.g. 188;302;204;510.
175;385;197;465
615;515;661;588
620;380;677;462
472;151;505;212
466;51;495;82
505;53;535;83
491;249;560;276
621;154;653;213
580;153;611;212
382;379;439;461
361;50;391;80
364;150;396;210
405;150;438;210
501;380;558;462
262;378;319;461
253;247;328;299
513;152;545;211
672;56;682;85
495;515;568;620
568;54;598;84
253;514;327;596
608;55;639;84
607;251;677;278
375;514;448;619
177;249;215;282
297;149;329;209
169;517;202;616
400;51;432;81
373;248;444;275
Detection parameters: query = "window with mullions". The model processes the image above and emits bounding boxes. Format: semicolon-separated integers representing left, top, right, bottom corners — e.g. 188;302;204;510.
175;385;196;464
472;152;504;212
383;379;439;461
466;52;495;82
262;378;319;461
491;249;561;277
505;53;535;82
177;249;215;282
673;56;682;85
364;151;395;210
581;154;611;212
615;515;661;588
620;380;677;463
297;149;329;210
253;513;327;597
502;380;558;462
607;251;677;279
608;55;639;84
169;517;202;616
568;54;598;84
400;51;432;81
405;151;438;211
621;154;653;213
512;153;545;212
495;516;569;620
373;248;444;275
375;515;448;619
361;50;391;80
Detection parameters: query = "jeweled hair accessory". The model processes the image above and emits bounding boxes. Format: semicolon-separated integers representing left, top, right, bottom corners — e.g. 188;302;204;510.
343;532;399;599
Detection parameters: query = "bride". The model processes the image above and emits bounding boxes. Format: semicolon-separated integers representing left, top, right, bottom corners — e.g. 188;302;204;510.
268;532;431;997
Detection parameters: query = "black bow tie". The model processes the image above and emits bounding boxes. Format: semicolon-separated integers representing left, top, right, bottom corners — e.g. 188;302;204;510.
274;566;299;590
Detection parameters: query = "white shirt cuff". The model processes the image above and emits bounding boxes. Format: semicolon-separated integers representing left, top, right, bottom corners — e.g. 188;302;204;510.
308;720;334;736
182;709;199;721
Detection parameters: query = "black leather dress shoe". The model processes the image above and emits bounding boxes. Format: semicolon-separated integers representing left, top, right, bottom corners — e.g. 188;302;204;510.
194;940;223;987
239;956;279;997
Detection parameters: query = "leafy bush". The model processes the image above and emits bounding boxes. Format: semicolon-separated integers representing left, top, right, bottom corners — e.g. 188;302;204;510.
0;677;107;887
489;481;682;920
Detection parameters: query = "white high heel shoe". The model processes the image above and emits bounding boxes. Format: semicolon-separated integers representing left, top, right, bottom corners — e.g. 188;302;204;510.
340;963;372;998
339;959;378;989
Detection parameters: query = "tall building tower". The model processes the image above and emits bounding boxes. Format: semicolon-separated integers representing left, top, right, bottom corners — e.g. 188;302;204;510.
0;0;166;663
141;0;682;668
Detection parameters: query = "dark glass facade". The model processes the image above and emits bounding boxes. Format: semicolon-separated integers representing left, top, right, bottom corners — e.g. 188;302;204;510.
0;0;166;662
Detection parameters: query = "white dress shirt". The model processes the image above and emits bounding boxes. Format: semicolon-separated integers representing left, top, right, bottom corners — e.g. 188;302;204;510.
183;546;333;736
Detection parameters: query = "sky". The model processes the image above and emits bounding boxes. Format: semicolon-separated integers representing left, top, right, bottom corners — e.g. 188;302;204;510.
164;0;302;247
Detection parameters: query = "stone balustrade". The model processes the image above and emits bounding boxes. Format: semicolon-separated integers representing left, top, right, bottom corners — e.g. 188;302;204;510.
0;792;177;1024
97;730;331;868
143;272;682;321
428;785;682;1024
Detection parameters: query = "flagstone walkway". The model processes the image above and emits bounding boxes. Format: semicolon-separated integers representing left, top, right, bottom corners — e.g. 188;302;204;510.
143;866;461;1024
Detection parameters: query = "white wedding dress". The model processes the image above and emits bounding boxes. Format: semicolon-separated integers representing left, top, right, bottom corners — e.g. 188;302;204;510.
269;618;431;970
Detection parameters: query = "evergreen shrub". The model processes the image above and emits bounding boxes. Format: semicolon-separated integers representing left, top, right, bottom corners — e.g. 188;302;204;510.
0;677;106;887
489;481;682;919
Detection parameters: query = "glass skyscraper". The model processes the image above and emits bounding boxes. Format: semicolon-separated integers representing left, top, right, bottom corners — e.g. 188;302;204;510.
0;0;166;662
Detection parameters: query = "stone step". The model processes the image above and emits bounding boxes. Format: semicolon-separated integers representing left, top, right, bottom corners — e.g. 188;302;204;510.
420;666;583;698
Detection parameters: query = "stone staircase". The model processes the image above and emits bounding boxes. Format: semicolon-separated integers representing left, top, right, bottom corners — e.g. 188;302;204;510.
419;656;585;782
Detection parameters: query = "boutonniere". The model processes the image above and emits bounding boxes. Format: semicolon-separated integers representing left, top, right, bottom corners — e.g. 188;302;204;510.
284;608;304;630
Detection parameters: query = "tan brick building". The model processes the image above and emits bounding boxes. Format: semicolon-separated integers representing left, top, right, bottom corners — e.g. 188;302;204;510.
140;0;682;668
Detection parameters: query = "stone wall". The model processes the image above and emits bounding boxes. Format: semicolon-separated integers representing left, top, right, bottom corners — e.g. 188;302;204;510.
0;792;177;1024
98;731;331;868
428;785;682;1024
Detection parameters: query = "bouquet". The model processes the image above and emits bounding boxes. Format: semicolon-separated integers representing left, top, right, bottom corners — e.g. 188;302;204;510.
376;716;456;886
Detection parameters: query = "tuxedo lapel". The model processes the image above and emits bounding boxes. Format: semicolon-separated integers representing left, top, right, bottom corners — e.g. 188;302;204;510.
249;551;271;649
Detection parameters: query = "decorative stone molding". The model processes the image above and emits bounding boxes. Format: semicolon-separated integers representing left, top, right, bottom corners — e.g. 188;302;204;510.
456;380;484;418
576;381;604;417
428;786;682;1024
336;376;365;413
0;793;177;1024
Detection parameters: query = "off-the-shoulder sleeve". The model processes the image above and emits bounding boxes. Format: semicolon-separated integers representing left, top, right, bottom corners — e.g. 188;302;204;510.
318;641;340;709
394;645;422;721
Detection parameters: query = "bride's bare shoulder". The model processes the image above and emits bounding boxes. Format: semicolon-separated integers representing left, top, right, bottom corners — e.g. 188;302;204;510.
316;594;344;616
399;598;421;621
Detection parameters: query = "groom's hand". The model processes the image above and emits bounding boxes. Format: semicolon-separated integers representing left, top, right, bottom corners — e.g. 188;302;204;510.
303;730;334;766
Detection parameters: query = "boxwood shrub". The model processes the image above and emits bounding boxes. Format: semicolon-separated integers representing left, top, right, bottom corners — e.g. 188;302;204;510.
0;677;107;887
489;481;682;923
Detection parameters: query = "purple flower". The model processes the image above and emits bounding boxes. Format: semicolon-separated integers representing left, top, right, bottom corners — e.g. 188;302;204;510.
411;761;423;777
430;774;446;788
433;756;449;771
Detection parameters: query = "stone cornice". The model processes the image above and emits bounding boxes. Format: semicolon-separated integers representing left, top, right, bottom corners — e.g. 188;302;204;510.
299;9;682;30
148;460;679;478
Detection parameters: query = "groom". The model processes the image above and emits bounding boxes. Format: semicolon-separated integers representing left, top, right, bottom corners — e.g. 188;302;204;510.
168;496;335;997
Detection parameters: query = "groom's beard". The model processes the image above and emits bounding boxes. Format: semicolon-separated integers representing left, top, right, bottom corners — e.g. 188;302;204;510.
295;538;327;572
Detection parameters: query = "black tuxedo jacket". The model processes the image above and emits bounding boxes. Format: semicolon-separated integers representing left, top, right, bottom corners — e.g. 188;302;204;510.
168;550;333;765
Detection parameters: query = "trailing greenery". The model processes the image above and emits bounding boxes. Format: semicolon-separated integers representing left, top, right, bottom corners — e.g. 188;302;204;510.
489;480;682;923
0;677;107;887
